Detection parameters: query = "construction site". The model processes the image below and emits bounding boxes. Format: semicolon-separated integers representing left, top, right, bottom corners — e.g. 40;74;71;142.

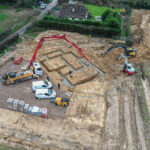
1;7;150;150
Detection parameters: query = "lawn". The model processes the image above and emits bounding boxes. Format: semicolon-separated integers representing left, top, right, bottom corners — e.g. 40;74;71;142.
0;12;9;22
0;5;8;9
84;4;119;19
0;145;19;150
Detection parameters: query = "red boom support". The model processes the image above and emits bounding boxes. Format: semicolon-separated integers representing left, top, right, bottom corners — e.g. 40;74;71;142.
29;34;89;66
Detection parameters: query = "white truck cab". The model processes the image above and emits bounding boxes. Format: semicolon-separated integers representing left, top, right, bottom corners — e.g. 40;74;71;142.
32;80;53;92
35;89;56;99
33;62;43;76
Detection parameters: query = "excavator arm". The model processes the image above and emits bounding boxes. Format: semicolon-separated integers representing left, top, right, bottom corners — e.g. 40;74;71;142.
104;44;127;56
118;54;128;64
29;34;89;67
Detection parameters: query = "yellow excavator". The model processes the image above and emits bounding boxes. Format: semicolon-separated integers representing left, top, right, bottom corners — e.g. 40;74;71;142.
104;44;137;56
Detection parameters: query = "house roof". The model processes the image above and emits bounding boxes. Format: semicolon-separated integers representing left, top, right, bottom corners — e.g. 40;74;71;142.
59;4;88;19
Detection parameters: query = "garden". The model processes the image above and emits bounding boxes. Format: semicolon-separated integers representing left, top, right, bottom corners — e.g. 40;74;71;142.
39;6;122;37
84;4;120;19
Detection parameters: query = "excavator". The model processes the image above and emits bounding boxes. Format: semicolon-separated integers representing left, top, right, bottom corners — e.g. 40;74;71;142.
119;54;136;75
104;44;137;57
1;34;90;85
103;44;136;75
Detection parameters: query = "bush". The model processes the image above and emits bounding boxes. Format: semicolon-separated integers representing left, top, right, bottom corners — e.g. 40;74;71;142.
42;15;105;27
125;39;133;46
101;9;112;21
38;19;120;37
105;17;121;29
39;12;122;38
42;15;121;29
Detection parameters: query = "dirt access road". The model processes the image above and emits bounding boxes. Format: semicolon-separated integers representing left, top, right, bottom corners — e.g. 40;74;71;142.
18;0;58;35
0;0;58;49
37;0;58;20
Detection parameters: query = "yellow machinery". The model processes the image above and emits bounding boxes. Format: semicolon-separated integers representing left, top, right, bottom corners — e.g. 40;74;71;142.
51;97;69;107
104;44;137;57
1;62;42;85
1;70;39;85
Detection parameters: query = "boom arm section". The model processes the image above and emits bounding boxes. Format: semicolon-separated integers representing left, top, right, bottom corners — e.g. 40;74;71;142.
29;34;89;67
104;44;127;55
118;54;128;64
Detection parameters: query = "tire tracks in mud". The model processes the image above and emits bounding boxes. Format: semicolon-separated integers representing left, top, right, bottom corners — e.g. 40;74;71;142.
104;79;147;150
135;92;147;150
141;78;150;116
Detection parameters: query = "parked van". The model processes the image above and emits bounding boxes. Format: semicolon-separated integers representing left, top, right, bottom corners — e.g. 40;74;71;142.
35;89;56;99
40;3;46;9
32;80;52;92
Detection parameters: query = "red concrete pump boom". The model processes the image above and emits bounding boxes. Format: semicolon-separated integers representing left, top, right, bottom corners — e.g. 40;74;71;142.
29;34;90;66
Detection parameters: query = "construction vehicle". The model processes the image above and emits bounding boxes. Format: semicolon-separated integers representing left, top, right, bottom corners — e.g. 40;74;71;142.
1;34;90;85
51;97;69;107
104;44;137;57
119;54;136;75
32;80;53;92
35;88;56;100
2;62;42;85
14;56;23;64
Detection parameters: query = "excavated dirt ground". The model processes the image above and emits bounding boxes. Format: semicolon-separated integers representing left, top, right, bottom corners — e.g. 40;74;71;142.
0;60;68;119
1;8;150;149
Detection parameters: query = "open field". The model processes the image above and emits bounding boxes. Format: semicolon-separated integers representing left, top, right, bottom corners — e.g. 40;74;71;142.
0;12;9;22
0;4;8;9
0;7;36;33
0;145;18;150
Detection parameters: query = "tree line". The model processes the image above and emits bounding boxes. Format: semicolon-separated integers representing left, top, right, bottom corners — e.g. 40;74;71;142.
0;0;50;7
78;0;150;9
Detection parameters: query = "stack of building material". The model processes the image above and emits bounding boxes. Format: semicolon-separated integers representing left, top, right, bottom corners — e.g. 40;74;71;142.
7;98;47;118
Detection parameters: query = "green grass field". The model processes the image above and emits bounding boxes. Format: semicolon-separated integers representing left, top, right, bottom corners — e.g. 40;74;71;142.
85;4;119;19
0;12;9;22
0;5;8;9
0;145;19;150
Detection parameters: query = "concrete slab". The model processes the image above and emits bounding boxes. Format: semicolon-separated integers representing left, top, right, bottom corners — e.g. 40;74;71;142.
39;56;45;63
43;57;66;72
41;47;61;55
47;51;62;59
63;53;83;70
66;67;99;85
80;59;90;66
59;67;71;75
71;50;83;59
61;47;71;54
48;71;69;92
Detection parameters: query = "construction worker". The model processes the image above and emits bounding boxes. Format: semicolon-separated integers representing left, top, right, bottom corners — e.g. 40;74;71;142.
58;83;60;90
69;70;73;78
45;77;49;84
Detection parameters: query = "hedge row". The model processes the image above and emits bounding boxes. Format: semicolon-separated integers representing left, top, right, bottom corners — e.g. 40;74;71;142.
42;14;121;29
42;15;105;27
38;20;121;37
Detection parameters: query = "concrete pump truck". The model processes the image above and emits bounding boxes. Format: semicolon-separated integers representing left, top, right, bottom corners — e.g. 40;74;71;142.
1;34;90;85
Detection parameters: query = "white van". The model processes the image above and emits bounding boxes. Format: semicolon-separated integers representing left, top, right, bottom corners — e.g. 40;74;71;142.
33;62;43;76
35;89;56;99
40;3;46;9
32;80;53;92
